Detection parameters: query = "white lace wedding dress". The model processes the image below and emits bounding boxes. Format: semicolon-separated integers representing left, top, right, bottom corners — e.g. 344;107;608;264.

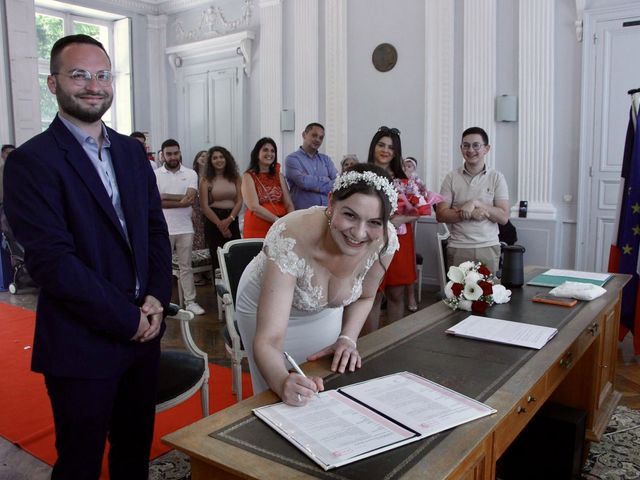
236;207;398;394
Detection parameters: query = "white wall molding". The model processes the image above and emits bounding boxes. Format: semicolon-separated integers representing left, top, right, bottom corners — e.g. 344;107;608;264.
574;0;585;42
146;14;169;149
293;0;319;132
516;0;557;220
258;0;282;144
424;0;455;193
172;0;254;43
324;0;347;164
462;0;496;167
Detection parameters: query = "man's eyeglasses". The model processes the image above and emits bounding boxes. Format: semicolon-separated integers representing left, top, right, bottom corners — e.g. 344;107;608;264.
461;142;486;151
51;69;114;87
378;126;401;136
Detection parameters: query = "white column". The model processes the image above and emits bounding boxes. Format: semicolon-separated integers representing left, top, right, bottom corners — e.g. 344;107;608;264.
259;0;283;147
5;0;40;145
462;0;496;167
517;0;556;219
147;14;168;152
323;0;347;165
293;0;319;132
424;0;455;193
0;8;13;144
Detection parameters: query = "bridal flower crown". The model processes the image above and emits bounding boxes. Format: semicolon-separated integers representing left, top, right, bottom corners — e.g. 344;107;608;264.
332;171;398;213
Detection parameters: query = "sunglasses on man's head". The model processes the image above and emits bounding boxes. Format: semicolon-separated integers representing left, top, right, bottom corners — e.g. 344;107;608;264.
378;126;401;136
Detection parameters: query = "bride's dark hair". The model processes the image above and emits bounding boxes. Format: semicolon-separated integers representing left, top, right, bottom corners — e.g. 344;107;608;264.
331;163;394;266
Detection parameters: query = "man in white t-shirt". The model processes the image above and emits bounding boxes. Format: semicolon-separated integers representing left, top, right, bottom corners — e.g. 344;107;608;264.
154;139;205;315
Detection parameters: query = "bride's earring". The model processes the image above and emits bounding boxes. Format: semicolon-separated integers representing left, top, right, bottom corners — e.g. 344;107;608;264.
325;208;333;227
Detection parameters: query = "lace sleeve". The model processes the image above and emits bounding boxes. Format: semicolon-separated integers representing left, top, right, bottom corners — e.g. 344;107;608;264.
262;217;325;311
262;220;305;277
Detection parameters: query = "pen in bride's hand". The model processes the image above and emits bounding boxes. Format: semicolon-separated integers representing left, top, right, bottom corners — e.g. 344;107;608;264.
283;351;306;377
283;351;319;397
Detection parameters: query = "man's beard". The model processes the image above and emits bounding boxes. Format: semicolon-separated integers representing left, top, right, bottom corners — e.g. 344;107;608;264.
56;87;113;124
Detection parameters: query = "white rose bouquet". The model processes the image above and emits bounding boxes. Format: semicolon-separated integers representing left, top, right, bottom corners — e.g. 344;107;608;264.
443;261;512;312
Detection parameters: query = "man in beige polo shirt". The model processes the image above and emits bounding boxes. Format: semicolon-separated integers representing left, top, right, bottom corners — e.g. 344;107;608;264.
436;127;510;274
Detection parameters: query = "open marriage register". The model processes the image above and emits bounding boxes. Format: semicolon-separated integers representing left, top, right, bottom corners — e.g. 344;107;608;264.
253;371;496;471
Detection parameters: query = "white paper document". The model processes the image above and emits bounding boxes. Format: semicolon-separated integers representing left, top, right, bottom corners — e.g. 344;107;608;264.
253;372;496;471
445;315;558;349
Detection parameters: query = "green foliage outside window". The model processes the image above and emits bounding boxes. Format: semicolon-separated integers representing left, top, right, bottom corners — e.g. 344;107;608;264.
74;22;101;41
35;14;63;61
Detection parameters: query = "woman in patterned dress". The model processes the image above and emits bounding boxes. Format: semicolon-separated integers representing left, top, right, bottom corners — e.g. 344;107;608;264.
364;127;420;332
241;137;294;238
191;150;207;251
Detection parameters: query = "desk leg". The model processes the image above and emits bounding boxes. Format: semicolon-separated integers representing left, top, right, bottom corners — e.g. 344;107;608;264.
191;457;242;480
450;436;493;480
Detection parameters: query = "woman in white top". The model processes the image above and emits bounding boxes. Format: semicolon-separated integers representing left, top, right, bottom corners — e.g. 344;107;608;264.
236;164;399;405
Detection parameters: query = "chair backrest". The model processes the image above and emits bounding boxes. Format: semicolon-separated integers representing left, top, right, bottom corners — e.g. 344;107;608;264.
436;223;450;295
217;238;264;305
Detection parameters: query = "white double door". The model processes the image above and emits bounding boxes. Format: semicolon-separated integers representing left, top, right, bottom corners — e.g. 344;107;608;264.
581;6;640;272
177;60;246;167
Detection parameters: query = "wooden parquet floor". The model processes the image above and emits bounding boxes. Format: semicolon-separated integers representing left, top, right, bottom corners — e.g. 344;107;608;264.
617;336;640;409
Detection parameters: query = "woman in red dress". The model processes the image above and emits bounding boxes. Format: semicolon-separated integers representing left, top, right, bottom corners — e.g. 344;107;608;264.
241;137;294;238
363;126;419;332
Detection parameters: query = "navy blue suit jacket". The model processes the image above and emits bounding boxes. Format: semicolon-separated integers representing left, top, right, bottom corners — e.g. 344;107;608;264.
4;116;172;379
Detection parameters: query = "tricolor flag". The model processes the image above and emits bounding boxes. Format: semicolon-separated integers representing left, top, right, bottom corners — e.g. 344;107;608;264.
608;97;640;354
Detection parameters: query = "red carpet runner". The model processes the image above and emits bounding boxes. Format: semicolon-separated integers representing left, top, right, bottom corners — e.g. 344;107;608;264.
0;302;252;477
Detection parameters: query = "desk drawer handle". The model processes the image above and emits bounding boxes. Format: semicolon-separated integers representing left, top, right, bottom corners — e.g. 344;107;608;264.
527;395;536;403
559;352;573;369
516;406;526;414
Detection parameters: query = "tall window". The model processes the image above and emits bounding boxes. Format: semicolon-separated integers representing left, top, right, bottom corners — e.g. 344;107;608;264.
35;5;132;133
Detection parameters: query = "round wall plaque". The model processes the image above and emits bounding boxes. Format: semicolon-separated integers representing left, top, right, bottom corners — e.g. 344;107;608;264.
372;43;397;72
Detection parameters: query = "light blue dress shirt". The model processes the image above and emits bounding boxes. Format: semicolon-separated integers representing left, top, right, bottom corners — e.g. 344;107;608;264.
58;115;139;296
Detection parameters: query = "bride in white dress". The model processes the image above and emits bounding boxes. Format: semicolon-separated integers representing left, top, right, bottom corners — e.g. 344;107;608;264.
236;164;399;405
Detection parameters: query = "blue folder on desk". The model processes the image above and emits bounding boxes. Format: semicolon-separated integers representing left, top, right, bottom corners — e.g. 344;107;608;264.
527;269;612;288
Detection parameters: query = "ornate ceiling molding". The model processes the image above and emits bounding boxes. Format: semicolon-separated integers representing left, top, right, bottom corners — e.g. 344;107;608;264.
173;0;254;43
50;0;255;19
98;0;160;15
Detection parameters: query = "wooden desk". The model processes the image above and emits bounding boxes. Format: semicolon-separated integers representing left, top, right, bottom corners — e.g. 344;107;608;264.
163;272;628;479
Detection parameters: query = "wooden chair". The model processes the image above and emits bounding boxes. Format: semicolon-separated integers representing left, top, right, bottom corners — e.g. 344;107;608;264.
156;303;209;417
217;238;264;402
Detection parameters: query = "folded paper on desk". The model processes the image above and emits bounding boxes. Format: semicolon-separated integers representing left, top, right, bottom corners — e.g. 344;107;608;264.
253;371;496;471
446;315;558;349
527;269;612;288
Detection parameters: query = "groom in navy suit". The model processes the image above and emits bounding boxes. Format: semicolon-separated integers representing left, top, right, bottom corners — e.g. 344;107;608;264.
4;35;172;479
